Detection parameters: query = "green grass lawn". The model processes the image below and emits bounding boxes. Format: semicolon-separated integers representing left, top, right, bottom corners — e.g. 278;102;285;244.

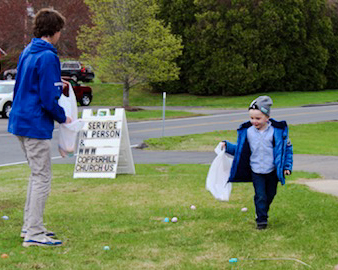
145;121;338;156
88;82;338;108
1;164;337;269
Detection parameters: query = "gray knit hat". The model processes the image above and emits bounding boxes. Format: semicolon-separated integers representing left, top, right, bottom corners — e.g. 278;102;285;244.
248;96;273;116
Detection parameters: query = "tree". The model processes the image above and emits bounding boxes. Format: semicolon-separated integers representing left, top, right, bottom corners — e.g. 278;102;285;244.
77;0;183;107
325;0;338;89
0;0;26;53
157;0;335;95
0;0;90;58
32;0;91;58
153;0;198;93
186;0;332;95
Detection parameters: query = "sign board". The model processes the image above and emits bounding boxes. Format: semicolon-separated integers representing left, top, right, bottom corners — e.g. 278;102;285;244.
73;108;135;178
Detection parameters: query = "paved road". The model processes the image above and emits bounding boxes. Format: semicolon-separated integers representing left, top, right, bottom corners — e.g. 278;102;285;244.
2;105;337;197
1;105;338;173
128;105;338;145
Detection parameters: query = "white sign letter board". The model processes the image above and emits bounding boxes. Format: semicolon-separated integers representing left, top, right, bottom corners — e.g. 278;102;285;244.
74;108;135;178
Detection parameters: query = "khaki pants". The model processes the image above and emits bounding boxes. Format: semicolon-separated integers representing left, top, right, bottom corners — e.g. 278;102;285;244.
18;136;52;238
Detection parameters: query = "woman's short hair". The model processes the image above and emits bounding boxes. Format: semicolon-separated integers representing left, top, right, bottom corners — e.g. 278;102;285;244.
33;8;66;38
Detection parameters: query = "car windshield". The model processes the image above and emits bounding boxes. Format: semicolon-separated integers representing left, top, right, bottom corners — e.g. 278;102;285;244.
0;85;14;94
62;63;80;69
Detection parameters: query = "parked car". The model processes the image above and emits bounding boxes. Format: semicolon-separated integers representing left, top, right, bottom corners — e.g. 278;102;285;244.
61;61;94;82
0;80;14;118
3;68;17;80
62;77;93;106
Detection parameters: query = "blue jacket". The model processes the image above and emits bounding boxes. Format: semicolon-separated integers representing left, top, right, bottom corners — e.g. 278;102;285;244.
8;38;66;139
225;119;293;185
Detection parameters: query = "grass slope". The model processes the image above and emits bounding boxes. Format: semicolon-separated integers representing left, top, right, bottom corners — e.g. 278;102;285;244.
88;82;338;108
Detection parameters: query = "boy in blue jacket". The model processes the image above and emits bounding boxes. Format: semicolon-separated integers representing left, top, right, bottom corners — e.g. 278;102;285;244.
222;96;293;230
8;8;71;247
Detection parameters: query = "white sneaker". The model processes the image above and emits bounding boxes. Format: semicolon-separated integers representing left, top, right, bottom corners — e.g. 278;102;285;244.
21;230;56;238
22;234;62;247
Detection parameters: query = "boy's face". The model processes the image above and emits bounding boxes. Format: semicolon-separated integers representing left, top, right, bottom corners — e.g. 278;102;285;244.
249;109;269;130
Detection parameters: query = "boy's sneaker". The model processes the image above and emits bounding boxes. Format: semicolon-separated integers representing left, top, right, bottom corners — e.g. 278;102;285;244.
21;230;56;238
22;234;62;247
256;223;268;230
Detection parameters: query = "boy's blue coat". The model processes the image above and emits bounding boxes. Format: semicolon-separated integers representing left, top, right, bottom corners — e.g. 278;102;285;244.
225;118;293;185
8;38;66;139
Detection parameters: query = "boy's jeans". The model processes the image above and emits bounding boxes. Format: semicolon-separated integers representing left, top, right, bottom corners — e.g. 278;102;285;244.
252;170;279;225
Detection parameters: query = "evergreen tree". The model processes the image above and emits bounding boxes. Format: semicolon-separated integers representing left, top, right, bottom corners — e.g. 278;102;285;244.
157;0;336;95
154;0;198;93
324;0;338;89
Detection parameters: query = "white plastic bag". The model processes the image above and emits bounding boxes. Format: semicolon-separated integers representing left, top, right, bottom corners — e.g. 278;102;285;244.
58;83;84;157
206;142;233;201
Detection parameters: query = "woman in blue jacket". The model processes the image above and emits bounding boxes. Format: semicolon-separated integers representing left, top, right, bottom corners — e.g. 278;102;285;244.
222;96;293;230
